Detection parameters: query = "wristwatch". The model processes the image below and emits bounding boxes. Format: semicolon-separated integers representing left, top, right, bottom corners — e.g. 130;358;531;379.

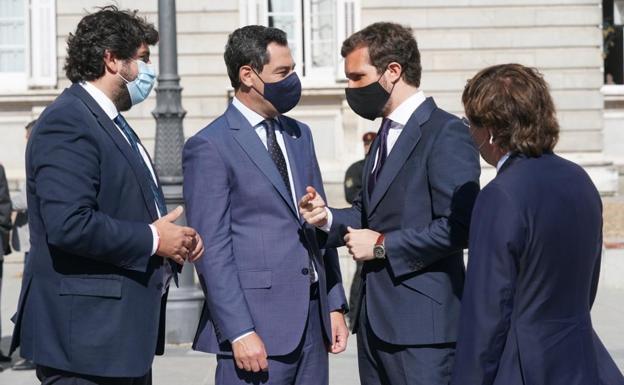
373;234;386;259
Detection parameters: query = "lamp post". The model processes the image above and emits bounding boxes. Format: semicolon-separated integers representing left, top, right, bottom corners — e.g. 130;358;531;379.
153;0;203;344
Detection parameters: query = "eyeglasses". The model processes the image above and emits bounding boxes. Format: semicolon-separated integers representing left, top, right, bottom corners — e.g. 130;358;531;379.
462;117;488;150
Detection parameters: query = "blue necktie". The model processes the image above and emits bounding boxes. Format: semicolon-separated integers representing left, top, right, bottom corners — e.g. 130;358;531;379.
113;114;168;216
368;118;392;197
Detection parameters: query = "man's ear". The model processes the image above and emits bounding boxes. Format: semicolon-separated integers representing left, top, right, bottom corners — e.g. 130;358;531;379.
386;61;403;84
239;65;254;88
103;49;119;74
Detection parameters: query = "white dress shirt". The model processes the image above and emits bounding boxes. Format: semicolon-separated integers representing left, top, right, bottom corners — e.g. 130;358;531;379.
497;152;512;172
322;90;427;231
80;82;160;255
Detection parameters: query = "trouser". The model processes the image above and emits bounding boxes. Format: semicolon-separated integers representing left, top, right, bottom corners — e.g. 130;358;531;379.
216;282;328;385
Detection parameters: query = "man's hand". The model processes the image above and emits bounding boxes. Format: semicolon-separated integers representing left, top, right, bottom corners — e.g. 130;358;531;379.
298;186;328;228
232;332;269;373
329;311;349;354
188;233;204;262
344;226;380;262
153;206;197;265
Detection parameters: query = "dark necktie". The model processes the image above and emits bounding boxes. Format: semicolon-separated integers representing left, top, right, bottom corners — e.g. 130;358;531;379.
262;119;317;283
113;114;168;216
263;119;292;199
368;118;392;197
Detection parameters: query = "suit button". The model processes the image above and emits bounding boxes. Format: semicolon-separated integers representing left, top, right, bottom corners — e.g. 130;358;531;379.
301;268;309;275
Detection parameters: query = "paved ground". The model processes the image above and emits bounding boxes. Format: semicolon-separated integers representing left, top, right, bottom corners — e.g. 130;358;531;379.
2;249;623;384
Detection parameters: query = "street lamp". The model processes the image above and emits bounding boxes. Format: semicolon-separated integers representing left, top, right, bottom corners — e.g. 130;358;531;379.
153;0;203;344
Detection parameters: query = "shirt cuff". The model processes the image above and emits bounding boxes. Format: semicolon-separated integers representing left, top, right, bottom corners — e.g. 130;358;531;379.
231;330;255;343
318;208;333;233
149;224;159;256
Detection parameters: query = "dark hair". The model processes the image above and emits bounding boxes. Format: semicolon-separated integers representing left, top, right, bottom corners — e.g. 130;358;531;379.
64;6;158;83
462;63;559;156
224;25;288;89
25;119;37;131
341;22;421;87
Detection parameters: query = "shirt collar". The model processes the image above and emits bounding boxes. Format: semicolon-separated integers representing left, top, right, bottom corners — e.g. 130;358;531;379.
232;96;268;128
80;81;119;120
497;152;512;172
387;90;426;126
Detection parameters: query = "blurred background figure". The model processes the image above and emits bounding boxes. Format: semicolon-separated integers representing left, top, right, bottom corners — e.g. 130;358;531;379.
343;131;375;329
451;63;624;385
8;120;36;371
0;162;12;366
343;132;376;205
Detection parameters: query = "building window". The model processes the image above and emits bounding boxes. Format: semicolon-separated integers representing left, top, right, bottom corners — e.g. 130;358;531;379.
0;0;56;92
604;0;624;84
243;0;360;84
0;0;27;89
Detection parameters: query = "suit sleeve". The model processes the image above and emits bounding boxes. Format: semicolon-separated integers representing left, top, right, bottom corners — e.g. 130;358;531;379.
308;129;348;312
450;184;523;385
31;111;153;271
183;135;254;343
324;197;363;248
385;119;480;278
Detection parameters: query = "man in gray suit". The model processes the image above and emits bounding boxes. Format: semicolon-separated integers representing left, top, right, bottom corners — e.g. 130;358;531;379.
183;25;348;385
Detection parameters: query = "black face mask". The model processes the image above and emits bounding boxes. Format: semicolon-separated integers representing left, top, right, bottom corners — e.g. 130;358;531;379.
345;73;394;120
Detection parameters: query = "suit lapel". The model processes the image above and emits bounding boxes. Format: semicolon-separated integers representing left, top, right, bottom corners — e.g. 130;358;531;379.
279;116;306;219
368;97;437;215
68;84;159;220
227;105;298;218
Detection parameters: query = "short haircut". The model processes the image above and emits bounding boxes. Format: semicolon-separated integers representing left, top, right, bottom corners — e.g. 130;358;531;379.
341;22;422;88
462;63;559;156
224;25;288;89
64;5;158;83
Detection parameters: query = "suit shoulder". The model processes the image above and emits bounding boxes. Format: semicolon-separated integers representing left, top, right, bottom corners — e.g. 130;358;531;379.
32;91;96;139
189;114;230;141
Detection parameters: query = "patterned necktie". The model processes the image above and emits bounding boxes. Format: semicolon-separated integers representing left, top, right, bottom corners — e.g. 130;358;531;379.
263;119;292;199
262;119;317;283
368;118;392;197
113;114;168;216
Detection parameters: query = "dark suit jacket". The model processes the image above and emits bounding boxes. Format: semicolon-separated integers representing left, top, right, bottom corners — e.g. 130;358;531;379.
11;83;170;378
326;97;481;345
451;153;624;385
183;104;347;356
0;164;11;256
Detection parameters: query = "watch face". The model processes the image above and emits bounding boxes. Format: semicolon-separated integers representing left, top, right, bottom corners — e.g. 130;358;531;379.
374;245;385;259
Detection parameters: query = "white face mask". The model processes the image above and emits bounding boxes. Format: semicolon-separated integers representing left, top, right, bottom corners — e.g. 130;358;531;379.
118;60;156;105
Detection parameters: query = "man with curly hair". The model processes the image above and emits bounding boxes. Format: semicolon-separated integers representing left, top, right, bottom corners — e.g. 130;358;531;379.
10;7;203;385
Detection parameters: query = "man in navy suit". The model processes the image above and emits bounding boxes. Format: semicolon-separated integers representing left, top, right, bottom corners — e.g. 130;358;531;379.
300;22;480;385
10;7;203;384
183;26;348;385
451;64;624;385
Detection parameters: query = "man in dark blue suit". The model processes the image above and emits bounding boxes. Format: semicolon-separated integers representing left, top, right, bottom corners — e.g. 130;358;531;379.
451;64;624;385
300;22;480;385
183;26;348;385
10;7;203;385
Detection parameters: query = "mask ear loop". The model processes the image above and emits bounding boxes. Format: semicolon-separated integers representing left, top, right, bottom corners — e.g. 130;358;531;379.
249;67;270;100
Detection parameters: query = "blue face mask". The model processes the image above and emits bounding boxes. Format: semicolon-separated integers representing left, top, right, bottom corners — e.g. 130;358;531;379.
119;60;156;106
253;70;301;114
